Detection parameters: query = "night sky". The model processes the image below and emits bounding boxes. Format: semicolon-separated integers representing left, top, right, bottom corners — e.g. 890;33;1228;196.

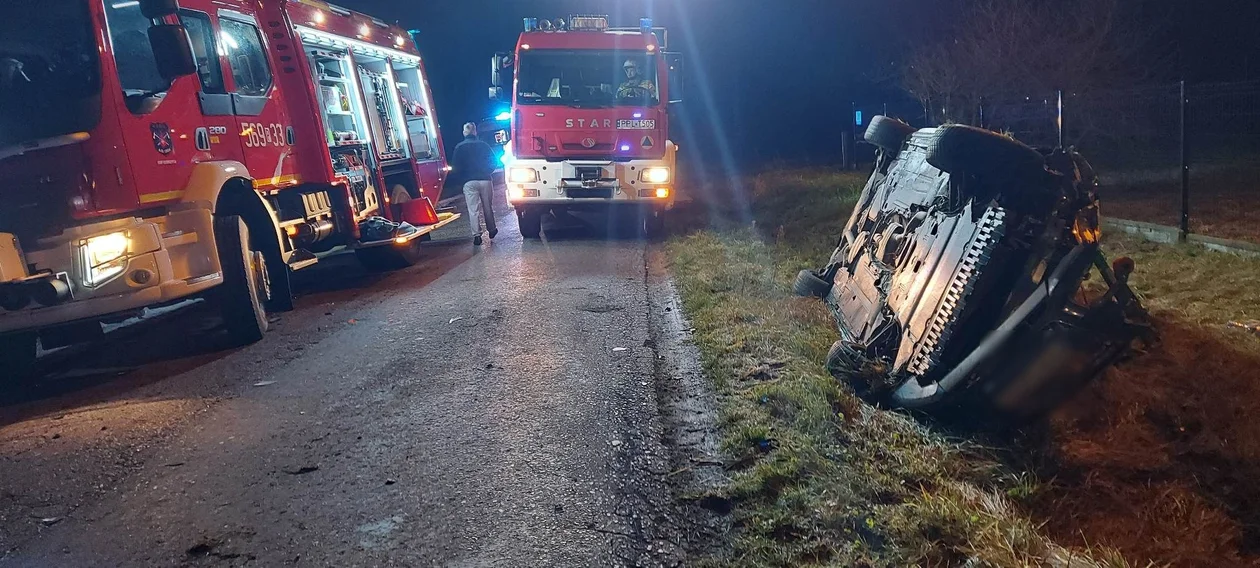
335;0;1260;173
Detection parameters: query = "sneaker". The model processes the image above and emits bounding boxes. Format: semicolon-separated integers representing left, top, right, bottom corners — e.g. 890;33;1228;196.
473;235;483;246
489;229;499;240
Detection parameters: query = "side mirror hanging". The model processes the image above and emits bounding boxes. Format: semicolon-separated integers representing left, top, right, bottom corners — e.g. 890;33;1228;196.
148;24;197;81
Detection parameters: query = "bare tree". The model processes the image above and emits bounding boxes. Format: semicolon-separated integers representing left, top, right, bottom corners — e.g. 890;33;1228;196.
901;0;1163;124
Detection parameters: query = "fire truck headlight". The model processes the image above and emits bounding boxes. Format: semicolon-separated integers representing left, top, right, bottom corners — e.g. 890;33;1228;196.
640;167;671;184
81;231;131;287
509;167;539;183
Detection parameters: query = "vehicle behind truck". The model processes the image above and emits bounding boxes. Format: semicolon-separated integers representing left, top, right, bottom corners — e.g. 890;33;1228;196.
491;16;684;238
0;0;458;378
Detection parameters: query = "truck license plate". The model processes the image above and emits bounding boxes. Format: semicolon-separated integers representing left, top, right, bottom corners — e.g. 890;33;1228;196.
617;119;656;130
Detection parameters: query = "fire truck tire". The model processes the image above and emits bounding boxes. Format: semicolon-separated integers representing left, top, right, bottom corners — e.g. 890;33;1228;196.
214;216;268;345
864;115;916;153
0;332;37;379
355;241;423;272
517;208;542;239
641;209;666;239
926;124;1045;179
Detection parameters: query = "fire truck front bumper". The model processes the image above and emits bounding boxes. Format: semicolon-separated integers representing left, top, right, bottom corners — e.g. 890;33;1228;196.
504;157;677;210
0;209;224;335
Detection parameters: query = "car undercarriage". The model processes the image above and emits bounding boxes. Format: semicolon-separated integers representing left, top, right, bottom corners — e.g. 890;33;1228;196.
796;116;1155;420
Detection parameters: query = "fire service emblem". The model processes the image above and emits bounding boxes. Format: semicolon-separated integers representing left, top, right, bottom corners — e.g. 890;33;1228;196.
151;123;174;155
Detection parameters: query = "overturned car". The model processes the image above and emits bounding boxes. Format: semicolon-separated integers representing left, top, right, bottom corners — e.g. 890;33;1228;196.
795;116;1154;420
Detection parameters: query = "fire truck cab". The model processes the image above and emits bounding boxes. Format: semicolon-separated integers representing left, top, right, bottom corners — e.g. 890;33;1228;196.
491;16;684;238
0;0;455;376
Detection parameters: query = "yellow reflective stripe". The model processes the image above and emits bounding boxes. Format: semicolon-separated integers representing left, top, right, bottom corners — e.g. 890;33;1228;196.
139;190;185;204
253;175;302;189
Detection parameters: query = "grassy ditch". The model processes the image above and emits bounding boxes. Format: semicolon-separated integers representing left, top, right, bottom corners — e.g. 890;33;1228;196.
667;168;1260;566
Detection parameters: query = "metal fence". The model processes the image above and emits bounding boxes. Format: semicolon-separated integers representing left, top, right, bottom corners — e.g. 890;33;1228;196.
852;81;1260;244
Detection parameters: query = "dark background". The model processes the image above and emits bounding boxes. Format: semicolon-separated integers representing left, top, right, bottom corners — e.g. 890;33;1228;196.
335;0;1260;173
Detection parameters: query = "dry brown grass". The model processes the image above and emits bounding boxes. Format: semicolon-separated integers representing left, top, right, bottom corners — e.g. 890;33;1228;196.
1106;163;1260;243
1024;235;1260;567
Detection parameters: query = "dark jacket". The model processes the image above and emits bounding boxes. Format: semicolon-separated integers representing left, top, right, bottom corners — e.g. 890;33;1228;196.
451;135;496;182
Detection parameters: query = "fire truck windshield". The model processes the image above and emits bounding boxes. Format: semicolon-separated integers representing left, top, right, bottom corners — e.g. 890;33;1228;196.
0;0;101;150
517;50;658;108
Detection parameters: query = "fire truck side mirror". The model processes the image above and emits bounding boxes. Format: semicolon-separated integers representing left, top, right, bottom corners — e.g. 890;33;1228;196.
490;52;514;100
148;24;198;81
139;0;181;19
665;53;685;105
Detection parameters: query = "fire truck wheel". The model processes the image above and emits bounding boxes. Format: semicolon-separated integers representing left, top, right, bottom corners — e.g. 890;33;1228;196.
641;209;666;239
0;332;37;379
355;241;423;272
517;208;542;239
214;216;269;345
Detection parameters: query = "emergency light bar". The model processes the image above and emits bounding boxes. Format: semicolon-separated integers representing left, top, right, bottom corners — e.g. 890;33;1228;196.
569;15;608;31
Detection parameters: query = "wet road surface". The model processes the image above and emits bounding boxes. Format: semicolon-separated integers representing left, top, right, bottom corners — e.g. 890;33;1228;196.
0;201;708;566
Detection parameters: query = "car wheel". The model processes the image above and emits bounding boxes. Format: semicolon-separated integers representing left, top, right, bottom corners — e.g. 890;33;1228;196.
925;124;1046;179
518;207;542;239
794;269;831;298
355;240;423;272
864;115;917;153
214;215;268;345
0;332;37;380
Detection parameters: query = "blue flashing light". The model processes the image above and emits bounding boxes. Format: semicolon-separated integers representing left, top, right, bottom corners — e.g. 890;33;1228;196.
855;110;863;126
495;111;512;122
640;18;653;34
633;111;643;119
620;144;631;152
524;18;539;32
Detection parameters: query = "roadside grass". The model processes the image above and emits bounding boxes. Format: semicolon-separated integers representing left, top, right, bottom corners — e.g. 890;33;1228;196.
667;169;1125;566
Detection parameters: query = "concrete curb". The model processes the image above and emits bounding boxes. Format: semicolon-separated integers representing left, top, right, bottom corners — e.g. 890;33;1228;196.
1104;218;1260;258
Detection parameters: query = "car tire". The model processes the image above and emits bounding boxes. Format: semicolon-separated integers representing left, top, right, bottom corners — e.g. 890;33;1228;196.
925;124;1045;179
0;332;37;380
518;208;542;239
794;269;831;298
864;115;916;153
355;240;423;272
214;216;268;346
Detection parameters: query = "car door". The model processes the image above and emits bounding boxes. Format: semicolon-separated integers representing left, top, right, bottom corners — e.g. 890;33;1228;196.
217;10;298;189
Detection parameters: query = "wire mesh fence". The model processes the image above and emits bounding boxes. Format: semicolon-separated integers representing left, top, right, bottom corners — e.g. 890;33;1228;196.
853;81;1260;243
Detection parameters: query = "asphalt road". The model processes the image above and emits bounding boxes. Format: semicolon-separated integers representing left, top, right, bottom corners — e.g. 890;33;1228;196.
0;199;715;567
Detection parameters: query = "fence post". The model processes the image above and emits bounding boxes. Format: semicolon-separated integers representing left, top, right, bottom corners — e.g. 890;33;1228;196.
850;101;858;170
1056;90;1065;148
1179;80;1190;241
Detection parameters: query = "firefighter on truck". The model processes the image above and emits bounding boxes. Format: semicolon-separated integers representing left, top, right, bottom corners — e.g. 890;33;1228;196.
0;0;458;380
491;16;684;239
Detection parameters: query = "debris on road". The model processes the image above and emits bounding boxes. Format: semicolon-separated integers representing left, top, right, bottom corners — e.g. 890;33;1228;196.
1227;320;1260;335
449;317;463;324
38;517;62;527
252;381;276;387
613;347;628;352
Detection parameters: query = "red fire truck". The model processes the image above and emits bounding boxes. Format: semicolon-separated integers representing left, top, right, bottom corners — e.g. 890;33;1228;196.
0;0;458;375
491;16;684;238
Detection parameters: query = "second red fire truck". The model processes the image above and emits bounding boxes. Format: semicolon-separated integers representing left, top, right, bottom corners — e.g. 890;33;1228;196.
0;0;457;376
491;16;684;238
